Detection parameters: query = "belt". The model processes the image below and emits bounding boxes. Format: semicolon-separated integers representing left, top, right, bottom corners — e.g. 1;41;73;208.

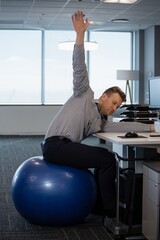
41;136;70;146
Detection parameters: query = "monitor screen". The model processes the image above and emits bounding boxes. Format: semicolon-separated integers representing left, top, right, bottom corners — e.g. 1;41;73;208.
149;76;160;109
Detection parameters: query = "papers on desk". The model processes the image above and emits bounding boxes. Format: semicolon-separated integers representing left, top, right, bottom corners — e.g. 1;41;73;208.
118;135;147;139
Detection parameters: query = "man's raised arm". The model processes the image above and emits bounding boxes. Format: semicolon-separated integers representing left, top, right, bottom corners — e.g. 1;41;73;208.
72;11;88;45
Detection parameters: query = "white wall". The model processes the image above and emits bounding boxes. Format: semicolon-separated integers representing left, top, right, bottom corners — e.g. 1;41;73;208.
0;105;117;136
0;105;62;135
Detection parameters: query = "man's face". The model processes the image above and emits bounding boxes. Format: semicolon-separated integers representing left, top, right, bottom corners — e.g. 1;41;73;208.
100;92;123;116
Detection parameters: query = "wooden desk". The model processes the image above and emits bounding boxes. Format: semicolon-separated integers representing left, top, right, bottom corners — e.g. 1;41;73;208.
95;132;160;238
96;132;160;172
96;132;160;146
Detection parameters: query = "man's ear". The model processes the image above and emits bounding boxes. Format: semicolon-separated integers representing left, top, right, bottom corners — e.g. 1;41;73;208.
102;92;108;100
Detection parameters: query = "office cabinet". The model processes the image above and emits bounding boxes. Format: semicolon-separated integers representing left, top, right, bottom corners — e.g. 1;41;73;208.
142;161;160;240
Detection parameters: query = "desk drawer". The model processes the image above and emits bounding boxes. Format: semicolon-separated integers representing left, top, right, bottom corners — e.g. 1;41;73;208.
143;163;160;183
143;175;160;205
142;196;160;240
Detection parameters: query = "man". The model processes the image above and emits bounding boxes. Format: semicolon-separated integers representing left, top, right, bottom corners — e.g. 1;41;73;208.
41;11;155;220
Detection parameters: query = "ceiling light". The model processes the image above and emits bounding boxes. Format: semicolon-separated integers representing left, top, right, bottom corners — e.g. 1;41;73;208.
58;41;98;51
111;18;129;23
100;0;138;3
89;20;104;26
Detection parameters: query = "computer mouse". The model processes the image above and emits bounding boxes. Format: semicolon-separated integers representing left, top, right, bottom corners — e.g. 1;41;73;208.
125;131;138;138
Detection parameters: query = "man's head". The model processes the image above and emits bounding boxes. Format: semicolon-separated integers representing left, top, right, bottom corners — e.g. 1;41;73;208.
98;86;126;116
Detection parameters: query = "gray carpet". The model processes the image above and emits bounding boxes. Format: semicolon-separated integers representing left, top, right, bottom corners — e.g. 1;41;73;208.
0;135;114;240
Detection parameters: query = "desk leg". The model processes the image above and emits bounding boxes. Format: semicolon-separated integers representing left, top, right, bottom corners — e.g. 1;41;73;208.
104;154;129;236
104;151;144;238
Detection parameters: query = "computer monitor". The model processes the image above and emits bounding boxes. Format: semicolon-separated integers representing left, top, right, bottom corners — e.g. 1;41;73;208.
149;76;160;109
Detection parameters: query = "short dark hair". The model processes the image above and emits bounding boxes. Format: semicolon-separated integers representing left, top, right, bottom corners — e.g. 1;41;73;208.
103;86;126;102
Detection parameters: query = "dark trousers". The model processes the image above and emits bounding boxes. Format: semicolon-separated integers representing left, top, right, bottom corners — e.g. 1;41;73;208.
41;138;116;213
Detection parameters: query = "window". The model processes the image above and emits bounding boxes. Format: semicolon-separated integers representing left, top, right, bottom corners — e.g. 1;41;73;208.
45;31;75;104
0;30;132;104
89;32;131;99
0;30;41;104
44;30;88;104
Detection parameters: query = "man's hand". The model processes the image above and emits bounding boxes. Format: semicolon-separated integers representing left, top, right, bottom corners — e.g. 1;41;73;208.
72;11;88;33
72;11;88;45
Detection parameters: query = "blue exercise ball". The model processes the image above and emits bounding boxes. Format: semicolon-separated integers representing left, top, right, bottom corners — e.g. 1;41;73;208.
11;156;97;226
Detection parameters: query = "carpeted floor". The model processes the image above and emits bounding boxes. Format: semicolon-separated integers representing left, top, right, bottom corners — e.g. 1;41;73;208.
0;135;115;240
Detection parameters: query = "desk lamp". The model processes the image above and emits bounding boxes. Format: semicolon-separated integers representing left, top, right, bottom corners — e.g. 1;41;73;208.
117;70;139;104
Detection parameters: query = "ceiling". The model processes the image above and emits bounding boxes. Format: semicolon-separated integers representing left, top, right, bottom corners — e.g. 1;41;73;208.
0;0;160;32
